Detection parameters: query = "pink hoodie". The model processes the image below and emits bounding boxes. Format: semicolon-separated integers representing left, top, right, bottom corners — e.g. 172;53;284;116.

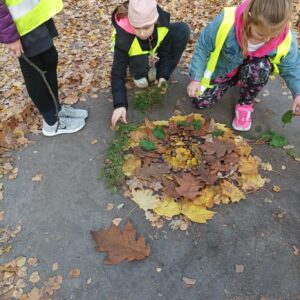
115;15;134;34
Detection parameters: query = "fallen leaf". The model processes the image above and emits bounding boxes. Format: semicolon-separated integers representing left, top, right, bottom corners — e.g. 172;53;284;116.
112;218;122;226
69;268;81;278
91;139;98;145
87;278;92;285
91;221;150;265
32;173;43;182
28;257;38;266
181;201;215;223
235;264;244;273
153;197;181;217
0;211;4;221
106;203;114;211
272;185;281;193
131;189;160;211
293;245;299;256
182;276;196;286
52;263;59;271
16;256;27;267
29;271;40;283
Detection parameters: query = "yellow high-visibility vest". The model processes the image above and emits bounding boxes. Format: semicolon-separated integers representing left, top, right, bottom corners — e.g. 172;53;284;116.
112;26;169;56
4;0;63;36
200;6;292;93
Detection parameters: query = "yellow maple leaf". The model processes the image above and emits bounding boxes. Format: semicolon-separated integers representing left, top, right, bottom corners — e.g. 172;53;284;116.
180;200;215;223
220;180;245;203
238;174;265;191
152;120;169;126
153;197;181;217
122;154;141;177
193;186;215;208
169;115;188;122
239;156;259;175
131;189;160;211
191;113;205;122
234;136;252;156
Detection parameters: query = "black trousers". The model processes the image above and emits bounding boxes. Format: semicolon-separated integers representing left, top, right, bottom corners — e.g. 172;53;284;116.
19;46;60;125
129;22;190;80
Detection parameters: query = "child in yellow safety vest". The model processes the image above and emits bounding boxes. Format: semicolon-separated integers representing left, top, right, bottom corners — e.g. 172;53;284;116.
111;0;190;127
188;0;300;131
0;0;88;136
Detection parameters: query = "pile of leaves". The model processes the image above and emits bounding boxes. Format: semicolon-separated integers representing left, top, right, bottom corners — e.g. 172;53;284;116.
106;114;267;227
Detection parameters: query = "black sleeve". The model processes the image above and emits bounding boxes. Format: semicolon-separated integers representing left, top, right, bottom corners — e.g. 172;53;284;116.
111;47;129;109
156;32;173;80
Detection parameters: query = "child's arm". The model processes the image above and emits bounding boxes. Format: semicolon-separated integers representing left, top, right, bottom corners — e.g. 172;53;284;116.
111;47;130;127
0;0;23;56
0;1;20;44
278;31;300;114
189;12;224;83
111;47;130;109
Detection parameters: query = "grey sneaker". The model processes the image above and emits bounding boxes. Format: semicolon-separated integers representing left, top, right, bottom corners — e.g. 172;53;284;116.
133;77;148;88
148;65;157;82
58;105;88;119
42;117;85;137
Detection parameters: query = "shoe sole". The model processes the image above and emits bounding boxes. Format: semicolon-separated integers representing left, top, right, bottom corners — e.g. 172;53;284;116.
232;120;251;131
42;122;85;137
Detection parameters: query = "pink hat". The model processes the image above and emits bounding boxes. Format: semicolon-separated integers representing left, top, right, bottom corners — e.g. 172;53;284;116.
128;0;159;28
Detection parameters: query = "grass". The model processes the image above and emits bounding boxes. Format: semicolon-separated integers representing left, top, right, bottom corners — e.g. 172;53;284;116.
102;123;139;191
133;82;168;112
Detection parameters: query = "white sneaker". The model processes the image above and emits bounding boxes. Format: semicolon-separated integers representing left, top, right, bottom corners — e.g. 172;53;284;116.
133;77;148;88
42;117;85;137
58;105;88;119
148;65;157;82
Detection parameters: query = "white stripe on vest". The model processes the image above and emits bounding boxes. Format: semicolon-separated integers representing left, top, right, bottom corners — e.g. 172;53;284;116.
8;0;40;20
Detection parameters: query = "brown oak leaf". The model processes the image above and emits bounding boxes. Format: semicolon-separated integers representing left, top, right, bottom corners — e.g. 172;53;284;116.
91;221;150;265
174;173;203;200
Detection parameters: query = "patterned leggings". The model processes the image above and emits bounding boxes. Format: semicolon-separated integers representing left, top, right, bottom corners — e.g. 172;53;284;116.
192;57;273;109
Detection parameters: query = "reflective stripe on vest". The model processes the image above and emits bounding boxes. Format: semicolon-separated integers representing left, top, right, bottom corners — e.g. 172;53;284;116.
111;27;169;56
201;6;236;91
200;6;292;93
269;30;292;75
5;0;63;36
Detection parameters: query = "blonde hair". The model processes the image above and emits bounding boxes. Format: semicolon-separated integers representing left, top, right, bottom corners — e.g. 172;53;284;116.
241;0;292;55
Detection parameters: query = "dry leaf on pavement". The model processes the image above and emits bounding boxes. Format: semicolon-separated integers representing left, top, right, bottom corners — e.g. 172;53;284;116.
91;221;150;265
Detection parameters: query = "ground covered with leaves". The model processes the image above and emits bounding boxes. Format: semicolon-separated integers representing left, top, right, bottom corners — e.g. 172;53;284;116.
0;0;299;153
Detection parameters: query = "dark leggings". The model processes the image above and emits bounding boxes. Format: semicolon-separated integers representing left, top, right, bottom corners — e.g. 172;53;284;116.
192;57;273;109
19;46;60;125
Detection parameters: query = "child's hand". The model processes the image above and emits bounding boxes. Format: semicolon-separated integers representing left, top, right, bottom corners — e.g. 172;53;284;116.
187;81;201;97
292;95;300;116
6;40;23;57
111;107;127;128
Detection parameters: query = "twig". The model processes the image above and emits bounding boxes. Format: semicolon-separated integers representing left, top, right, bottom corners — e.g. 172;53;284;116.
21;54;60;131
121;205;138;221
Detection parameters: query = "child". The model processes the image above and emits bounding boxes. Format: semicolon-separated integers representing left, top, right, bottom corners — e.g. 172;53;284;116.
187;0;300;131
0;0;88;136
111;0;190;127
